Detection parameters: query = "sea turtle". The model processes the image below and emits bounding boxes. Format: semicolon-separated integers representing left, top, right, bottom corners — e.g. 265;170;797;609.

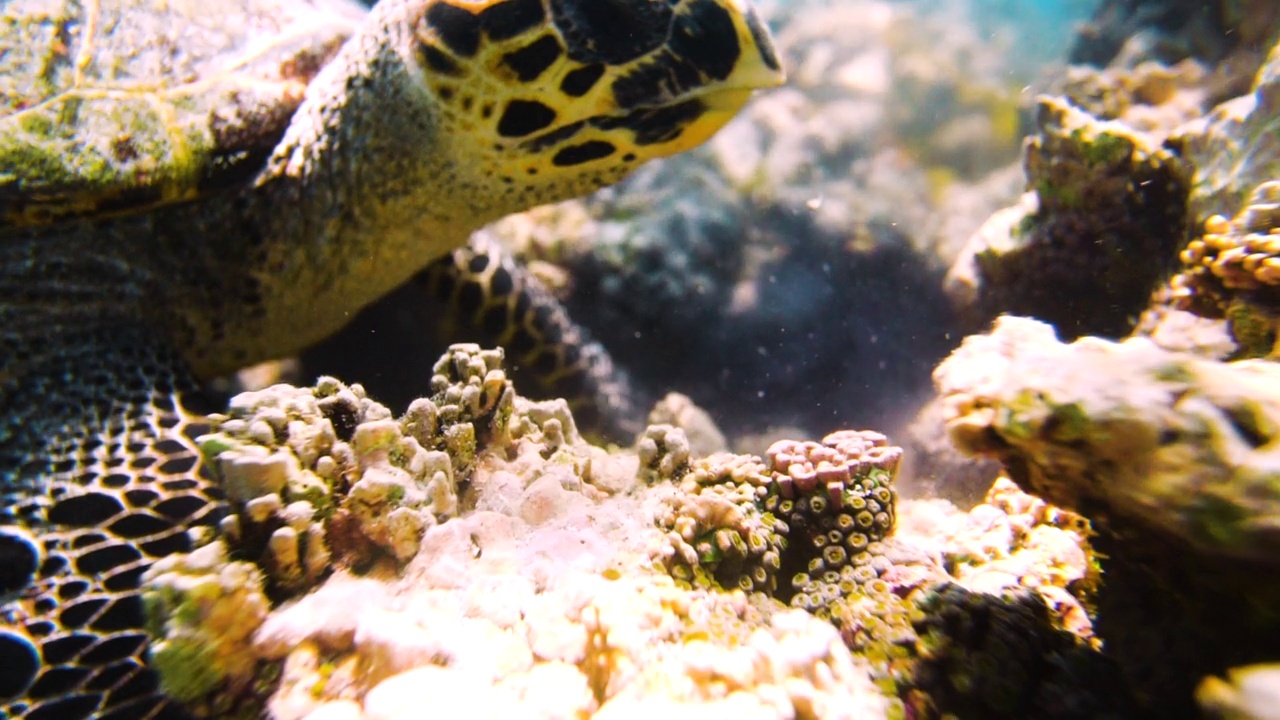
0;0;783;717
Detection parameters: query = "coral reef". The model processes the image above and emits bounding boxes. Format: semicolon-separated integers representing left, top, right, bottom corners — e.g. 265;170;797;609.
1069;0;1280;71
934;315;1280;718
762;431;900;613
197;345;515;600
647;448;787;594
1167;181;1280;357
945;96;1189;338
1124;39;1280;359
1059;59;1216;136
632;413;1117;715
138;343;1123;718
147;348;899;718
1176;40;1280;229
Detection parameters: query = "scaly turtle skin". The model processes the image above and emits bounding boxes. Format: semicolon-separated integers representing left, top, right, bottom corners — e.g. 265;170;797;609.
0;0;783;717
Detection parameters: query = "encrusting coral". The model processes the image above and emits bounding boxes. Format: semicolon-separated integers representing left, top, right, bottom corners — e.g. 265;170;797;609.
763;431;899;616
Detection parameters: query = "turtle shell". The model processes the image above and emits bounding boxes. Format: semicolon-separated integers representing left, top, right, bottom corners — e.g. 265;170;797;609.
0;0;367;227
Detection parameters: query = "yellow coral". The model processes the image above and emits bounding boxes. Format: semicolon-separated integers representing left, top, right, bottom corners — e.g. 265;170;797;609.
1171;181;1280;310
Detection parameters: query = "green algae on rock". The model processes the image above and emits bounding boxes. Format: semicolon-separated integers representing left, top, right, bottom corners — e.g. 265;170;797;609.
936;315;1280;562
143;542;274;716
1176;39;1280;226
946;96;1189;339
934;315;1280;718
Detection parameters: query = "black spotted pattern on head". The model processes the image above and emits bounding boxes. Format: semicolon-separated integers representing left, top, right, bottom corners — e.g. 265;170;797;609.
420;43;463;77
550;0;671;64
669;0;739;81
552;140;616;166
560;63;604;97
498;99;558;137
426;2;482;57
744;6;781;71
593;98;706;145
611;49;703;109
479;0;547;40
502;35;563;81
521;120;586;152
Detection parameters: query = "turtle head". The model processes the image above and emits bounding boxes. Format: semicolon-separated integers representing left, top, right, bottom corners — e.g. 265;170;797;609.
406;0;784;210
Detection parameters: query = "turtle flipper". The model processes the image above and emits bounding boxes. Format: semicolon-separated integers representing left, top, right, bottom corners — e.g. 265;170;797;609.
417;234;648;443
1;321;224;720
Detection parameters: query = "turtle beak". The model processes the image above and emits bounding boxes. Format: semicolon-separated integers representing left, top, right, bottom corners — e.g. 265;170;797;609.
719;0;786;93
650;0;783;153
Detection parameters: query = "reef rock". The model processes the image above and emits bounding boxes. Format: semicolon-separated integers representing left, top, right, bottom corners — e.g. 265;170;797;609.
946;96;1189;338
1177;40;1280;227
935;315;1280;718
